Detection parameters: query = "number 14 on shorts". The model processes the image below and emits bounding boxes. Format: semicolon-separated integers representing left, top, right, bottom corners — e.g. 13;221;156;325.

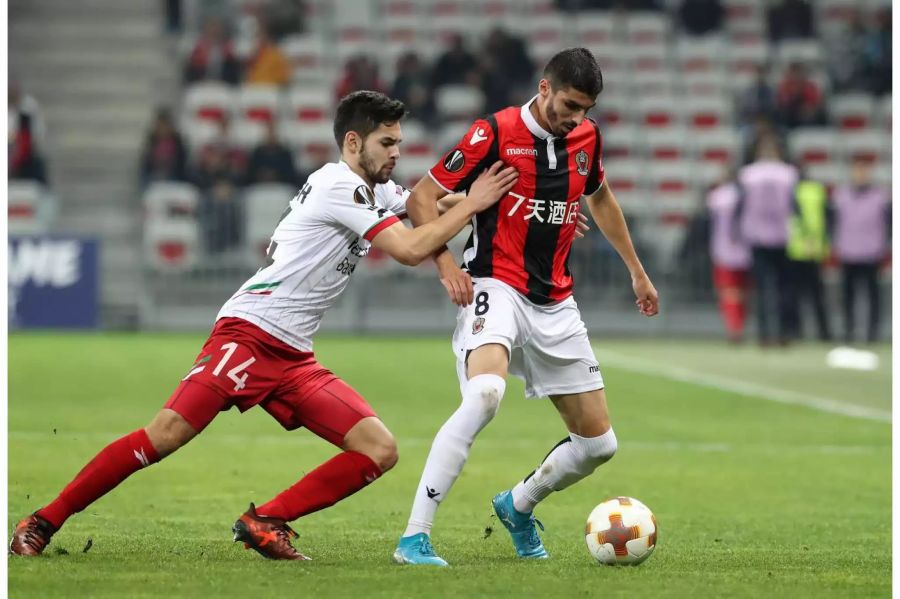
183;342;256;391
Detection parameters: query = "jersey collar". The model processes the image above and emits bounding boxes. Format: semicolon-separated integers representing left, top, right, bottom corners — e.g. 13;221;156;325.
521;95;553;140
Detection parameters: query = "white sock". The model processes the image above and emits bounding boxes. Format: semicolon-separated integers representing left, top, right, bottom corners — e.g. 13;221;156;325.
512;429;618;514
403;374;506;537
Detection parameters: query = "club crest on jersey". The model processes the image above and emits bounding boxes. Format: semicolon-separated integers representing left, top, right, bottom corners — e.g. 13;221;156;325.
353;185;376;207
575;150;590;176
444;150;465;173
472;317;485;335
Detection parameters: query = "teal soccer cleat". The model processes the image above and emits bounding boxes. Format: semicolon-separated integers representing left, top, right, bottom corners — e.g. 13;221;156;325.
392;533;449;566
491;490;549;559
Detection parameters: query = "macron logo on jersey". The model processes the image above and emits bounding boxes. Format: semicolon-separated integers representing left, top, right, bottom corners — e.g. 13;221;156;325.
506;148;538;156
469;127;488;145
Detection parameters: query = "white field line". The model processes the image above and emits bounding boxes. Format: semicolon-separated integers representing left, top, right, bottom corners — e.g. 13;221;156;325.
596;348;892;424
7;432;888;455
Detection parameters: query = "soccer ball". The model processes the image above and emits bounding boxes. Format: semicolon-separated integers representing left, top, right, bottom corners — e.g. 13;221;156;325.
585;496;658;565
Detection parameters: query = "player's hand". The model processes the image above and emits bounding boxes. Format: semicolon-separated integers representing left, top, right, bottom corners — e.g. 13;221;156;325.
574;211;590;239
439;264;474;306
632;272;659;317
467;161;518;211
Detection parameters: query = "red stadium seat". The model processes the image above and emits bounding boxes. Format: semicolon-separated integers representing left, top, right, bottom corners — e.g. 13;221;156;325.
143;182;200;220
684;97;732;129
637;96;680;129
8;180;44;234
601;125;639;159
236;85;281;123
596;94;635;127
604;159;644;193
725;40;770;76
788;128;838;164
435;85;485;121
626;45;668;72
285;87;331;123
804;162;849;189
244;183;296;266
574;12;619;46
642;128;688;161
399;120;433;156
691;129;741;164
631;70;679;97
184;82;234;123
229;119;268;150
842;130;890;164
675;38;725;73
624;13;669;46
830;93;876;130
144;220;200;273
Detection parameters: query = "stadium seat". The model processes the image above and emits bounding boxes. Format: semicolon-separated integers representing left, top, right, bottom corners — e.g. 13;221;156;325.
693;160;727;192
788;128;839;164
229;119;268;150
144;219;200;273
182;118;221;153
435;85;485;121
399;119;433;156
816;0;858;29
879;94;891;130
574;12;619;46
184;82;234;123
776;40;825;69
842;130;890;164
392;154;439;189
725;14;766;43
626;44;669;72
8;180;44;234
675;37;725;73
690;128;742;164
143;181;200;220
381;14;424;42
425;15;477;44
642;128;688;161
596;94;635;127
235;85;281;123
829;93;876;129
722;0;763;20
601;124;639;159
648;161;693;195
285;87;332;123
636;95;680;128
870;163;891;188
603;158;645;193
804;162;849;189
516;14;568;45
378;0;420;16
281;34;328;81
624;12;669;46
284;121;338;171
335;39;376;66
431;0;466;16
683;71;730;97
630;70;679;97
244;183;295;265
725;41;770;76
683;96;732;129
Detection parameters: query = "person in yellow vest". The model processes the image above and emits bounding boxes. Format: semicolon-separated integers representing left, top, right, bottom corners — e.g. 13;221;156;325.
245;25;290;87
785;175;833;341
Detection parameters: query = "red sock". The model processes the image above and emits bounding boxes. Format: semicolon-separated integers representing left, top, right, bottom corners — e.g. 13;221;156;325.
256;451;381;521
721;299;743;336
36;429;160;529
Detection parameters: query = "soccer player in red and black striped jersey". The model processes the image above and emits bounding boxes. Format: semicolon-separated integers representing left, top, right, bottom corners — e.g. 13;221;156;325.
393;49;659;566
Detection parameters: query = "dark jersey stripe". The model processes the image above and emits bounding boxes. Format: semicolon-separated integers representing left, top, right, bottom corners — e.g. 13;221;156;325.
462;114;500;278
523;134;569;304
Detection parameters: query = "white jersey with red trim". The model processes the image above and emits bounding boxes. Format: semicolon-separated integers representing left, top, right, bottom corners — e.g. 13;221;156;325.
218;161;408;351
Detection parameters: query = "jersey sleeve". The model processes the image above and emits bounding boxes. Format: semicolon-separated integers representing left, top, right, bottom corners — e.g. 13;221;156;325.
322;178;401;241
376;182;411;218
584;119;606;196
428;117;498;194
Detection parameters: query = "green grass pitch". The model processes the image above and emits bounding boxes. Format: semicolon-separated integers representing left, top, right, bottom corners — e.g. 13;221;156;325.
8;333;891;598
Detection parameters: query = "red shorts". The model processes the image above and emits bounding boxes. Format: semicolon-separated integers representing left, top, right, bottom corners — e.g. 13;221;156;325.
163;317;376;445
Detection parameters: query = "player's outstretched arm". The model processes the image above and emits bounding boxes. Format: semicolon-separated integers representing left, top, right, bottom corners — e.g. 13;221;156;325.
585;181;659;317
372;162;517;267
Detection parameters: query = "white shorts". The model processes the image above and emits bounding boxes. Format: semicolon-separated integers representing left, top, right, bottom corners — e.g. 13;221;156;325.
452;277;604;399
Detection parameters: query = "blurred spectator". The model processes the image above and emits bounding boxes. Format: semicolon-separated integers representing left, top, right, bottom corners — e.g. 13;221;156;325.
391;52;436;126
198;119;249;183
140;108;188;187
430;34;479;89
335;56;386;101
738;65;778;127
740;115;784;165
863;7;892;96
8;82;48;184
785;175;832;341
184;17;241;86
480;27;535;112
244;24;291;86
191;142;243;253
678;0;724;37
767;0;814;42
165;0;182;33
776;62;825;129
826;8;870;93
707;167;751;343
260;0;306;40
831;157;891;343
247;120;298;185
297;145;334;183
736;134;798;346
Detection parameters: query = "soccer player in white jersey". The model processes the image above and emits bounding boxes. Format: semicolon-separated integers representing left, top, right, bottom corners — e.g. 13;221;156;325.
10;91;518;561
393;49;659;566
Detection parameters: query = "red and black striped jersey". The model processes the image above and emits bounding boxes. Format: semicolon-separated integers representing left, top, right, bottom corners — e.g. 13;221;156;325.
428;96;606;305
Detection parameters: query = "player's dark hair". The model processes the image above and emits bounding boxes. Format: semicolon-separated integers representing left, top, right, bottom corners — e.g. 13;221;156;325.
333;91;407;149
543;48;604;97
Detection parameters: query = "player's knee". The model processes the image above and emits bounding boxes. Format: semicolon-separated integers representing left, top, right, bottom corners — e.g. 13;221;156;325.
145;410;197;458
573;428;618;469
368;431;399;472
465;374;506;421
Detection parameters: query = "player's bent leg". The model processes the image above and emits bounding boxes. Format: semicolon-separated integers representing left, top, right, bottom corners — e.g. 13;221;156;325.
495;389;616;560
341;416;399;473
395;343;509;566
144;408;202;458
